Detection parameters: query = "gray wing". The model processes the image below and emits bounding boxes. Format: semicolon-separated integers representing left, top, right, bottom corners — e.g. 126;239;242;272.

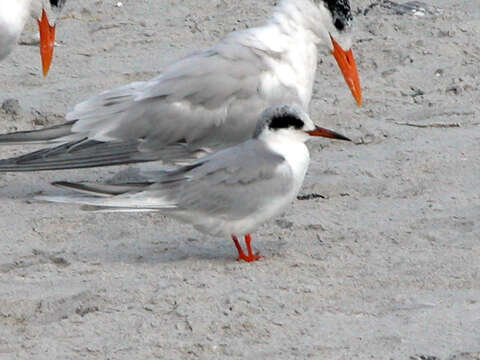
158;140;293;220
69;34;280;149
43;140;294;221
0;33;286;171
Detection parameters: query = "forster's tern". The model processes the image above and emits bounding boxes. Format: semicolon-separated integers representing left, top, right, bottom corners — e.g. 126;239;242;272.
0;0;360;172
0;0;66;76
40;105;350;262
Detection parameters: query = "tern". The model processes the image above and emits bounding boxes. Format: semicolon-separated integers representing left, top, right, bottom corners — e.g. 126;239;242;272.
0;0;66;76
0;0;360;171
40;105;350;262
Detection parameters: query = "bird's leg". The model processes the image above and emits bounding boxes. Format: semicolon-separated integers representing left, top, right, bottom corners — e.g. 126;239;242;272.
231;234;262;262
231;235;246;260
244;234;262;261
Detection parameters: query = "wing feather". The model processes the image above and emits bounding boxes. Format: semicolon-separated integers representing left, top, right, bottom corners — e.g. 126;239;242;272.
42;140;293;222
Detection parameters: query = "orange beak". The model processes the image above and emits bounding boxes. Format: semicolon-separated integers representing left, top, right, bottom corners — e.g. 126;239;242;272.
37;9;56;77
330;35;362;107
306;126;351;141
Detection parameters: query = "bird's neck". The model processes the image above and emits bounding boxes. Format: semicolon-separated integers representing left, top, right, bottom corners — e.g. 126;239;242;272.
251;13;320;108
246;0;331;108
262;130;310;187
269;0;326;44
261;130;310;163
0;0;31;33
29;0;49;21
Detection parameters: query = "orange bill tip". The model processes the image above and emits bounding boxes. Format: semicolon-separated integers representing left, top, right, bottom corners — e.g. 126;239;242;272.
330;35;362;107
37;9;56;77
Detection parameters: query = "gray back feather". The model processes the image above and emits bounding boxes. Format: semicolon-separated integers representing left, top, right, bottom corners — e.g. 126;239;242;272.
149;139;292;220
66;29;301;157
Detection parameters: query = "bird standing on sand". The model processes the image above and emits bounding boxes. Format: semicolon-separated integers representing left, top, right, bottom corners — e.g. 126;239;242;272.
40;105;350;262
0;0;360;171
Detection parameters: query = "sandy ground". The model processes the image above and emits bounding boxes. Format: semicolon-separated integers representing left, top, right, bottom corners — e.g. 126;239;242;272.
0;0;479;359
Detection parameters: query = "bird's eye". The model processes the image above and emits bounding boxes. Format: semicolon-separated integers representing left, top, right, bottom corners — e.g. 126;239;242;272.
334;18;345;31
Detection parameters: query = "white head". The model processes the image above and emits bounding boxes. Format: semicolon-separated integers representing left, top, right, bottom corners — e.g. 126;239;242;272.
254;105;351;143
275;0;351;48
274;0;362;106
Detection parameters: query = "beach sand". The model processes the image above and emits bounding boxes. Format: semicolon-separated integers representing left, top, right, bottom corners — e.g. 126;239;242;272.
0;0;479;358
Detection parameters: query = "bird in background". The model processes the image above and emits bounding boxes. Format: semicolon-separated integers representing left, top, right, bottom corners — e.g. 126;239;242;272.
0;0;361;172
40;105;351;262
0;0;67;76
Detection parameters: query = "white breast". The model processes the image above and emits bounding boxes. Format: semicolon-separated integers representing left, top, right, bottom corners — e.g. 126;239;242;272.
265;130;310;196
217;131;310;235
256;25;318;109
180;132;311;238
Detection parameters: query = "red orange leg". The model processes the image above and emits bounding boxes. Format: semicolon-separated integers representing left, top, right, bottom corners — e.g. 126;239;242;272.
231;235;247;260
244;234;262;262
231;234;262;262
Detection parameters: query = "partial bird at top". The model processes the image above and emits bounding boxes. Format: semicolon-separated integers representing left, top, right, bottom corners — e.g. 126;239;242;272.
0;0;361;172
0;0;66;76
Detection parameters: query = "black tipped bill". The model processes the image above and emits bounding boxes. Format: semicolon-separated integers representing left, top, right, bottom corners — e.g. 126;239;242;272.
306;126;351;141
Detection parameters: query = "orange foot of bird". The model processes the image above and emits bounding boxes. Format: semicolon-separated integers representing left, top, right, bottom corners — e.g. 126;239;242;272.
231;234;263;262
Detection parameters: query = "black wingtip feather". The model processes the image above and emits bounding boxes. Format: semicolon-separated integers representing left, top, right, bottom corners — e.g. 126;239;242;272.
0;139;153;172
0;121;76;145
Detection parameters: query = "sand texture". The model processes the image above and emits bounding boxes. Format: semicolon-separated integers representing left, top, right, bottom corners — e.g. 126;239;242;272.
0;0;479;359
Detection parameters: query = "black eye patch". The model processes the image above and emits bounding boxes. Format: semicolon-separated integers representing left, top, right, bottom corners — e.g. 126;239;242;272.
50;0;67;8
321;0;353;31
269;114;304;130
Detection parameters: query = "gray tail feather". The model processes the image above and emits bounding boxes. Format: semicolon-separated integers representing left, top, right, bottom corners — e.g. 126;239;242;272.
52;181;153;196
0;121;76;144
0;139;155;171
39;180;168;212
